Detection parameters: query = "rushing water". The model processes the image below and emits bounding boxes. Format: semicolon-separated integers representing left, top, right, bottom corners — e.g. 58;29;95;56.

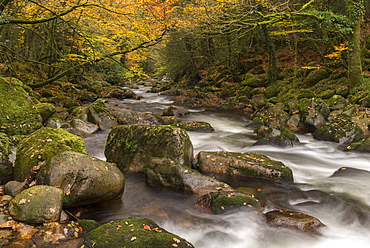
83;85;370;248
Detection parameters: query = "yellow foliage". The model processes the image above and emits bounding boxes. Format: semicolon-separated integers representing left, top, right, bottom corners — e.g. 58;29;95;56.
324;42;348;61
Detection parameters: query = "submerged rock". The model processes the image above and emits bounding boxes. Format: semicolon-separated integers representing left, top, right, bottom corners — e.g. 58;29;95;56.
83;217;194;248
14;127;87;181
36;151;125;208
265;209;325;233
8;185;63;224
105;125;193;172
196;151;293;183
145;157;233;195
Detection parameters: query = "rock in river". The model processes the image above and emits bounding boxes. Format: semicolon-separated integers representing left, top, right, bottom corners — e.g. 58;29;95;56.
105;125;193;172
196;151;293;183
36;151;125;208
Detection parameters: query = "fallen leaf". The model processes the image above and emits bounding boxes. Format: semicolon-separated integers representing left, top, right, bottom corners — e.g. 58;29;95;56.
143;225;151;231
19;199;27;205
116;225;122;230
172;244;178;247
131;236;137;241
173;238;181;243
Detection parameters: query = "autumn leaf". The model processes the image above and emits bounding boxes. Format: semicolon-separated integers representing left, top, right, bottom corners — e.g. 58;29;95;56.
19;199;27;205
143;225;151;231
131;236;137;241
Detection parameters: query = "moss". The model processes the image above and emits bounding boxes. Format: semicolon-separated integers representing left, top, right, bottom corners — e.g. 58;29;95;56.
34;103;56;123
78;219;101;234
14;127;86;181
0;77;43;135
212;195;260;213
84;217;194;248
172;122;215;132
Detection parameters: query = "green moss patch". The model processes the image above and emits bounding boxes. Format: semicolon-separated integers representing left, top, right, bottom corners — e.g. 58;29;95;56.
84;217;194;248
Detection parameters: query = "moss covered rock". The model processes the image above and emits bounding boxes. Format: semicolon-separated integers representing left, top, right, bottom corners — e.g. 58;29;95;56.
326;95;347;110
14;127;87;181
146;157;233;195
265;209;325;233
86;99;118;130
313;114;364;144
254;124;299;147
298;98;330;129
83;217;194;248
196;151;293;183
172;122;215;132
34;103;56;123
105;125;193;173
162;105;189;117
347;137;370;152
304;69;329;87
0;133;14;184
8;185;63;224
0;77;43;135
113;109;140;125
196;191;260;214
36;151;125;208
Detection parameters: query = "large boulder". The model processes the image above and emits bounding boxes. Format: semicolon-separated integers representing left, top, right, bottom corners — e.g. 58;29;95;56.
0;77;43;135
0;133;14;184
8;185;63;224
105;125;193;172
34;103;56;123
14;127;86;181
265;209;325;233
313;114;364;144
252;103;290;126
83;217;194;248
196;151;293;183
36;151;124;208
86;99;118;130
145;157;233;195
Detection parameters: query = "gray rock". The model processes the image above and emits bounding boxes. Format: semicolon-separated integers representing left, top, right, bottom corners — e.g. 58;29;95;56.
8;185;63;223
65;118;99;137
146;157;233;195
105;125;193;172
196;151;293;183
4;181;27;197
162;105;190;117
36;151;125;208
0;133;14;184
86;99;118;130
265;209;325;233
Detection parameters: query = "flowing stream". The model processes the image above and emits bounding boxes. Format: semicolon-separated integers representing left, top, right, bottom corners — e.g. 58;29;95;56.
82;85;370;248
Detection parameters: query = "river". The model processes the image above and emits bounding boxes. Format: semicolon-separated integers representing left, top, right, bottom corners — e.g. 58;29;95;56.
82;85;370;248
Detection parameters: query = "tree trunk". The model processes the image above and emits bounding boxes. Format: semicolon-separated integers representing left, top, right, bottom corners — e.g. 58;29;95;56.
348;9;363;86
261;24;277;84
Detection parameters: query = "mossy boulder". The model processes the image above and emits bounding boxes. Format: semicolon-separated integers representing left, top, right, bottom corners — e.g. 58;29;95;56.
14;127;87;181
145;157;233;195
105;125;193;173
8;185;63;224
252;103;289;126
113;109;140;125
0;133;14;184
196;191;260;214
34;103;56;123
196;151;293;183
254;124;299;147
265;209;325;233
304;69;329;86
37;151;125;208
172;122;215;132
326;95;347;110
86;99;118;130
298;98;330;128
0;77;43;135
83;217;194;248
241;74;266;88
162;116;182;125
162;105;189;117
313;114;364;144
347;137;370;152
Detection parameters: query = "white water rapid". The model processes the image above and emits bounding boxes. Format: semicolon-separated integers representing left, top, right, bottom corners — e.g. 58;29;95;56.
83;85;370;248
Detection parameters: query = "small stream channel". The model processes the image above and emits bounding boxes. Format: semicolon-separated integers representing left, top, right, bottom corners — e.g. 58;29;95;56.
82;85;370;248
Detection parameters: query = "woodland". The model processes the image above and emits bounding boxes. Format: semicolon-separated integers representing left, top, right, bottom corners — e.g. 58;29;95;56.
0;0;369;100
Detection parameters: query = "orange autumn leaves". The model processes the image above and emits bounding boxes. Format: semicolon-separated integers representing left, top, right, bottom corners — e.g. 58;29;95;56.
5;0;178;77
